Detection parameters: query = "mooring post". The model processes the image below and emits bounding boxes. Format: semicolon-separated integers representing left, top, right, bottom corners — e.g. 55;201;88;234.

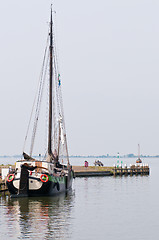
124;164;128;176
119;165;122;176
135;164;138;175
130;165;133;176
113;164;117;176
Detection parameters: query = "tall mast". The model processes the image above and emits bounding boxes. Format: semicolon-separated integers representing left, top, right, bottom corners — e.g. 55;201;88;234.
138;144;140;159
48;6;53;155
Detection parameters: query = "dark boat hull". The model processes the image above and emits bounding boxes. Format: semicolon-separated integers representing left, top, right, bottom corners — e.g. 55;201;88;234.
7;174;73;198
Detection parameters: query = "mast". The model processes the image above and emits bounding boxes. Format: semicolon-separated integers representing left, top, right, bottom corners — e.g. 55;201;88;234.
48;6;53;155
138;144;140;159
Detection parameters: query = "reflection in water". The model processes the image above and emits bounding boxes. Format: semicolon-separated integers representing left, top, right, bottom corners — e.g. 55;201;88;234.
2;191;74;239
1;157;159;240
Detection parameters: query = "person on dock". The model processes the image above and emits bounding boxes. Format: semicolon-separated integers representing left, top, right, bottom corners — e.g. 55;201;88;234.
94;160;103;166
84;161;88;168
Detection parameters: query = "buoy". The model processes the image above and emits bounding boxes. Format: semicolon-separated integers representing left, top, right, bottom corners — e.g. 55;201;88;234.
7;174;14;182
40;174;49;183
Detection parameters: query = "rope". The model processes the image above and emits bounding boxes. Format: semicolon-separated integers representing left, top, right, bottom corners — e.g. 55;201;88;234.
51;12;69;163
23;32;49;154
23;10;69;163
30;40;49;156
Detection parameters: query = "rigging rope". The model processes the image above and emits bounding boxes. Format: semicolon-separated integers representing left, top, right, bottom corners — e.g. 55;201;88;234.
23;12;69;164
23;33;49;156
51;15;70;162
30;50;49;156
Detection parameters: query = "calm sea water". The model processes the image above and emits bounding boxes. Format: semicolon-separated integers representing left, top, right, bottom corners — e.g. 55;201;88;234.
0;157;159;240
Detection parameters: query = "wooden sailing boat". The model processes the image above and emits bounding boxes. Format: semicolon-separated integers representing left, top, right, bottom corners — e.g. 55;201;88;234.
136;144;142;163
7;7;74;197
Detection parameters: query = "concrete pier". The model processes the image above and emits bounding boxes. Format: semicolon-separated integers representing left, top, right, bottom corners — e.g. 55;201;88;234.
72;165;150;177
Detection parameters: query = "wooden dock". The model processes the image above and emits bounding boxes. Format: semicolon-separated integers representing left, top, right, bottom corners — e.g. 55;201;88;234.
72;165;150;177
112;165;150;176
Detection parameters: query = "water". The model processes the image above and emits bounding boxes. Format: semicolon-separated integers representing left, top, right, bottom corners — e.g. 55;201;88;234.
0;157;159;239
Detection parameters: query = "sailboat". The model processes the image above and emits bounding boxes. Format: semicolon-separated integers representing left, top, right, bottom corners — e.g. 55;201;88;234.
136;144;142;163
6;6;74;197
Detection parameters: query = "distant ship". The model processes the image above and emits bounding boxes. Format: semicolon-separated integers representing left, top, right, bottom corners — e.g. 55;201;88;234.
136;144;142;163
7;6;74;197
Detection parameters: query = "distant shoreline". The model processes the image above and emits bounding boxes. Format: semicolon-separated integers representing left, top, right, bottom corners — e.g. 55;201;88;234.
0;155;159;158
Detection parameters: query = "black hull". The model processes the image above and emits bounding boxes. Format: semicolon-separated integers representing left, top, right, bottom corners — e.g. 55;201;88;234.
7;175;73;198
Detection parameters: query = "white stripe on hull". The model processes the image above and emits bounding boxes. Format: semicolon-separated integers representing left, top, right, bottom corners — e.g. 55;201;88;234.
13;179;43;190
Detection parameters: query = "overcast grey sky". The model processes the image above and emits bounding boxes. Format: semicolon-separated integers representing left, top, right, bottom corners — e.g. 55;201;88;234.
0;0;159;156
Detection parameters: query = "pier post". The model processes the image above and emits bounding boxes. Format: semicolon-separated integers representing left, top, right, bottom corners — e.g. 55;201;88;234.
124;164;128;176
119;166;122;176
113;165;117;176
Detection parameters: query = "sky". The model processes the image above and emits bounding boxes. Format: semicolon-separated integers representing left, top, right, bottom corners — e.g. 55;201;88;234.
0;0;159;156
